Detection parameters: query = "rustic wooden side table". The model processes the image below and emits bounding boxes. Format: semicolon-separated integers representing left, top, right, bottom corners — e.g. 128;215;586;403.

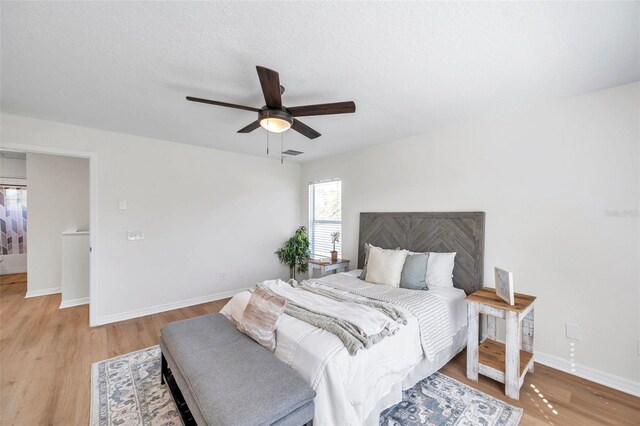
466;287;536;400
308;258;350;278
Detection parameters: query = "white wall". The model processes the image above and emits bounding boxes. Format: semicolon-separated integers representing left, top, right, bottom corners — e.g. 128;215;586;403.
60;232;90;307
0;155;27;274
0;156;26;179
0;253;27;275
1;114;301;324
301;82;640;385
26;153;89;294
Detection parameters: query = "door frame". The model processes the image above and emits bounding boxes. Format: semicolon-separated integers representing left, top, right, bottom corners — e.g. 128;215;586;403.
1;142;99;326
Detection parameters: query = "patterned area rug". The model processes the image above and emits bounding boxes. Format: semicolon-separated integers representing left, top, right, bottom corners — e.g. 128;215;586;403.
91;346;522;426
380;372;523;426
91;346;180;426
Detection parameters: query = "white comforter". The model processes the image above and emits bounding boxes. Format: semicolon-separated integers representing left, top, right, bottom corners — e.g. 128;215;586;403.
221;273;466;425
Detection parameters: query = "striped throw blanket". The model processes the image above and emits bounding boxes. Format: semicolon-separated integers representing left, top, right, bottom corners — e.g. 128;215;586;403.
311;274;454;360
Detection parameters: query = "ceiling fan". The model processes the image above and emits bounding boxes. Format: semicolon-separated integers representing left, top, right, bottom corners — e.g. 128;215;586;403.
187;66;356;140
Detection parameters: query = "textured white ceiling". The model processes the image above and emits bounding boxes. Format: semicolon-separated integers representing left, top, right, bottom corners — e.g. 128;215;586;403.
1;1;638;162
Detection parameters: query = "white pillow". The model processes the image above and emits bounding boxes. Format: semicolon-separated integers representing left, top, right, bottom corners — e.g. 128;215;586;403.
425;252;456;288
365;246;408;287
220;291;252;325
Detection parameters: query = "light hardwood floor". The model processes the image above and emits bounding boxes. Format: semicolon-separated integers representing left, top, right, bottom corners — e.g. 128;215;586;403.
1;273;638;425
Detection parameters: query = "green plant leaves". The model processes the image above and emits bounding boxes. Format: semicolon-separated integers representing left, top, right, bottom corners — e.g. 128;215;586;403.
275;226;311;279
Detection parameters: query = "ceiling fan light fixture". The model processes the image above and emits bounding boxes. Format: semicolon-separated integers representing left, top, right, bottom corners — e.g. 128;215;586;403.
258;109;293;133
260;116;292;133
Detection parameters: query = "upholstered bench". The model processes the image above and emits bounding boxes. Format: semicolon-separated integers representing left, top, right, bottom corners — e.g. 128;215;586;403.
160;313;315;426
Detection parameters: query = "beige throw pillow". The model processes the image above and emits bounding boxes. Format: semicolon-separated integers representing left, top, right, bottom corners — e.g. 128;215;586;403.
364;246;409;287
238;286;287;352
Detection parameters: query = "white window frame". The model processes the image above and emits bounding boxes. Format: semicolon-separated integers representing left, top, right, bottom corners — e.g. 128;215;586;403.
308;179;342;258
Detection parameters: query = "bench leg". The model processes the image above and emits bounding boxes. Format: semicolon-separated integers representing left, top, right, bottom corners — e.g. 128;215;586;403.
161;353;167;385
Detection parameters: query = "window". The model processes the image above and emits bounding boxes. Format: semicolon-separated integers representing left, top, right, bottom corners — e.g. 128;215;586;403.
0;186;27;255
308;180;341;258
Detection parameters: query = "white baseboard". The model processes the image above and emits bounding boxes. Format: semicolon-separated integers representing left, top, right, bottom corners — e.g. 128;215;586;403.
1;266;27;275
95;287;250;326
60;297;90;309
535;351;640;397
25;287;61;298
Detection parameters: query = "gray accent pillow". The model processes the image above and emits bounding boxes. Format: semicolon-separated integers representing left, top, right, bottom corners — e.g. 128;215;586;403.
400;253;429;290
358;243;372;280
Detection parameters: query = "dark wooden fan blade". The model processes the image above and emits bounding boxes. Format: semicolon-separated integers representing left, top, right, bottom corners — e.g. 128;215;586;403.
291;119;321;139
287;101;356;117
186;96;260;112
256;66;282;108
237;120;261;133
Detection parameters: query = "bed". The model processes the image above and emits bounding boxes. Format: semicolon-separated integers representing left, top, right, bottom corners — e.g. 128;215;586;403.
221;212;485;425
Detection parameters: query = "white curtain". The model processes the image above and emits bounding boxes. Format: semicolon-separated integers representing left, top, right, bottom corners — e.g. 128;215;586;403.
0;186;27;255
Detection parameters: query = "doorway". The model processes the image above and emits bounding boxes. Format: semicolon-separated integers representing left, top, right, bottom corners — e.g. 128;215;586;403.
0;144;97;325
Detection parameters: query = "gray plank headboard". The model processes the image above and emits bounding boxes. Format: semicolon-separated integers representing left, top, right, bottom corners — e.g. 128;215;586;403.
358;212;485;294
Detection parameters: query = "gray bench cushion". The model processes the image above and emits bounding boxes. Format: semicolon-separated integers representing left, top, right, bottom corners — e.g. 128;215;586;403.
160;313;315;426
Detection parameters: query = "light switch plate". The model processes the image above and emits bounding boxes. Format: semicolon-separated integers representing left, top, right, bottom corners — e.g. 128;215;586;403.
118;200;127;210
565;323;582;341
127;231;144;241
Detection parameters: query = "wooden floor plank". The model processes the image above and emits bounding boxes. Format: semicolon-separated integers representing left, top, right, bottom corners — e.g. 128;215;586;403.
1;273;638;425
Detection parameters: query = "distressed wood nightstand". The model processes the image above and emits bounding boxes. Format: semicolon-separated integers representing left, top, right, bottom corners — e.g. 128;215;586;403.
308;258;350;278
466;287;536;400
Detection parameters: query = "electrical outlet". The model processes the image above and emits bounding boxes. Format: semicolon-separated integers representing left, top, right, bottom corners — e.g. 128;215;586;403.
220;272;226;281
127;231;144;241
565;323;582;341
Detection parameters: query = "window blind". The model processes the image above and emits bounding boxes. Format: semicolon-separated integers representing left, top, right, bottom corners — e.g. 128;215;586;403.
308;180;341;258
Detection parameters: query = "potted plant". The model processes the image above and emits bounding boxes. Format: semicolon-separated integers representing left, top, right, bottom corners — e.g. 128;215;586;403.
330;231;340;262
275;226;311;279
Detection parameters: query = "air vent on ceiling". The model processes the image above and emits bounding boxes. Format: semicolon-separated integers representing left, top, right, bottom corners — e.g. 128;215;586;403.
282;150;303;156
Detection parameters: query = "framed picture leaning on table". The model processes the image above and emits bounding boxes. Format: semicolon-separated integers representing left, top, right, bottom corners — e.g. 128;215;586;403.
495;267;515;305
